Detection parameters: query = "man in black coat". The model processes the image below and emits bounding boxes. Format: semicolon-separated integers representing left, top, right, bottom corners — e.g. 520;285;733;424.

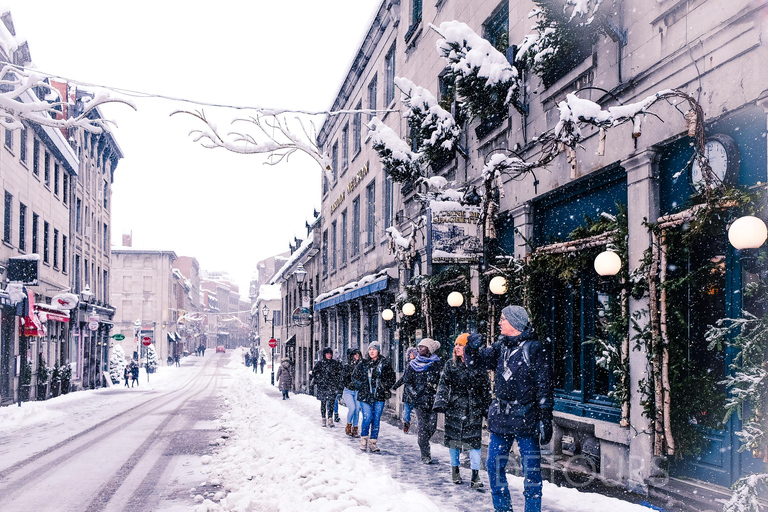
465;305;553;512
309;348;343;427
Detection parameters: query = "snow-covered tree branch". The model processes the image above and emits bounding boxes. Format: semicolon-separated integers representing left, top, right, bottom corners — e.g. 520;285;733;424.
366;116;420;184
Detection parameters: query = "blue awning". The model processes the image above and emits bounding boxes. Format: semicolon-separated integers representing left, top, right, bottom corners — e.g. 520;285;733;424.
315;277;388;311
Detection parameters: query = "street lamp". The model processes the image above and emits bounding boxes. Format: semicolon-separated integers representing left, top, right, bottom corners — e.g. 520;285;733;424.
728;216;768;250
489;276;508;295
262;305;276;386
594;249;622;276
402;302;416;316
294;264;308;292
447;291;464;307
381;308;394;321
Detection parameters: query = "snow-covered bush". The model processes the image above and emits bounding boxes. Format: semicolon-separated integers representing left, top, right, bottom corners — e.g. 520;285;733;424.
366;117;421;184
432;20;520;121
146;344;159;373
109;344;127;383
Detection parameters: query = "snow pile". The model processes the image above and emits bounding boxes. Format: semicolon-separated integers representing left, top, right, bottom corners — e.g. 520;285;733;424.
314;271;390;304
257;284;281;301
270;232;314;285
482;152;529;179
386;226;412;249
366;117;420;184
194;368;443;512
429;200;466;213
394;76;460;155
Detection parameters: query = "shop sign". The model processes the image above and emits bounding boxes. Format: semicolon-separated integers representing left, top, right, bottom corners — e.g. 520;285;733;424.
330;163;369;214
88;314;99;331
292;307;312;327
430;204;482;264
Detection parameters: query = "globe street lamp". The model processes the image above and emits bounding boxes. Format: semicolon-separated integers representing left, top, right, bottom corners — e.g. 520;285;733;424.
402;302;416;316
728;216;768;250
489;276;508;295
594;250;622;276
381;308;394;322
262;305;276;386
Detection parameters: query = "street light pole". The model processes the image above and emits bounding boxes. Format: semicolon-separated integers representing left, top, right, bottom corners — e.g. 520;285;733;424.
263;305;276;386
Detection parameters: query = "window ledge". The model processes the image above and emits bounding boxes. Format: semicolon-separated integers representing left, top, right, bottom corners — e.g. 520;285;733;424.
2;240;13;249
364;243;376;255
350;254;361;264
404;21;422;48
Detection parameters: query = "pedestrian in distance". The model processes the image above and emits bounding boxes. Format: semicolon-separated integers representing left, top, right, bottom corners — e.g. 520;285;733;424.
259;356;266;374
342;348;363;437
174;354;180;367
276;357;293;399
352;342;395;453
130;361;140;387
167;356;173;366
309;348;343;427
401;338;443;464
391;347;418;433
433;333;492;489
464;305;554;512
123;365;130;388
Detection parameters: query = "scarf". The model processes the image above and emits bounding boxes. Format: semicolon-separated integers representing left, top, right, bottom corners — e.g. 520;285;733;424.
410;354;440;373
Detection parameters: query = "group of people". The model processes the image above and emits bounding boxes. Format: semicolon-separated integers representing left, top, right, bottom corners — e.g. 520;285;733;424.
122;361;140;387
302;304;553;512
247;350;267;374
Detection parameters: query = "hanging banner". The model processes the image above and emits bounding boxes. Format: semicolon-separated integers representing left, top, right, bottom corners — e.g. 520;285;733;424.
429;202;483;264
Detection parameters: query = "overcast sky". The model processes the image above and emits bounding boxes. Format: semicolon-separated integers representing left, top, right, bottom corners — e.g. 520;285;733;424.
5;0;381;297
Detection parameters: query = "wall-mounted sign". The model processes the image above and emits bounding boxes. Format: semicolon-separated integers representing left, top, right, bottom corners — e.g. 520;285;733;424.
330;163;369;214
292;307;312;327
430;204;482;264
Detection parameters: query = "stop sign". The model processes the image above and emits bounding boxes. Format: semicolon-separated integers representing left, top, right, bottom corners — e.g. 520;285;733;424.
268;338;278;348
142;336;152;346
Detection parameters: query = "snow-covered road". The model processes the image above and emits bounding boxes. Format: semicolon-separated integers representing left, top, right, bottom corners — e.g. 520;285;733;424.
195;349;657;512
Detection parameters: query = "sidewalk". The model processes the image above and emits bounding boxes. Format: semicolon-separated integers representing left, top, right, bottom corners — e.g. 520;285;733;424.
194;359;662;512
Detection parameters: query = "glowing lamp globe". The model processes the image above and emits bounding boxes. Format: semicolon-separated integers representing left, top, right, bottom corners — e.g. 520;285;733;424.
489;276;508;295
402;302;416;316
447;291;464;307
728;216;768;250
594;250;622;276
381;308;394;321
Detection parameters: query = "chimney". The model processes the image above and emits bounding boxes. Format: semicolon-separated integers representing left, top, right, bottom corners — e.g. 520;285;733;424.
122;231;132;247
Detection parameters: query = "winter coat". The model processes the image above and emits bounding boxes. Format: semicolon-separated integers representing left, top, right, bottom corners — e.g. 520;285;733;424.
131;364;139;379
276;361;293;391
123;366;130;381
352;356;396;405
391;374;416;404
465;328;553;436
433;358;492;450
310;358;343;401
342;360;362;391
401;357;444;410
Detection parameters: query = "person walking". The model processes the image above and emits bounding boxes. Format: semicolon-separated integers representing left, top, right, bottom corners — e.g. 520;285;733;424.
174;354;180;367
259;356;266;374
342;349;363;437
352;342;395;452
433;333;492;489
401;338;443;464
276;358;293;399
130;361;139;387
391;347;418;433
464;305;553;512
309;348;343;426
123;365;130;388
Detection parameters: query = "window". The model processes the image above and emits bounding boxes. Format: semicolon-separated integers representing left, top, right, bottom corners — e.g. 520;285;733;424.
103;180;108;208
75;199;81;233
353;101;362;155
385;44;396;105
44;152;50;187
322;229;328;274
43;221;49;263
384;173;394;230
331;221;337;270
103;269;108;301
32;213;38;254
331;142;338;183
53;228;59;268
341;209;348;264
411;0;422;26
74;255;80;293
32;139;39;175
62;235;67;273
4;126;11;149
366;181;376;247
54;163;60;196
3;191;11;244
20;127;27;163
103;223;108;252
273;310;282;327
18;203;26;251
62;173;68;204
367;76;377;119
483;2;509;54
341;125;349;172
352;196;360;255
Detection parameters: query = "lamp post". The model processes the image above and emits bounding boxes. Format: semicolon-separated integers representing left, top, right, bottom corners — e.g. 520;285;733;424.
262;304;276;386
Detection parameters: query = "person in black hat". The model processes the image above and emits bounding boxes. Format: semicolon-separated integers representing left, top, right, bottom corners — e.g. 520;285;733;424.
464;305;553;512
309;348;343;426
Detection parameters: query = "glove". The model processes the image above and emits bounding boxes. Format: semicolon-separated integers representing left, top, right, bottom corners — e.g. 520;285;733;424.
467;333;483;349
537;418;553;445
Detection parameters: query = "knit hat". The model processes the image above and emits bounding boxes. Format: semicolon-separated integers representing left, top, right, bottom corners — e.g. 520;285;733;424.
455;333;469;346
501;305;530;332
417;338;440;354
367;342;381;354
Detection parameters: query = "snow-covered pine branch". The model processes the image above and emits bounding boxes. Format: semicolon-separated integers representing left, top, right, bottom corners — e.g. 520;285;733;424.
0;65;135;133
431;20;520;121
394;76;460;169
724;473;768;512
172;109;332;177
365;116;421;184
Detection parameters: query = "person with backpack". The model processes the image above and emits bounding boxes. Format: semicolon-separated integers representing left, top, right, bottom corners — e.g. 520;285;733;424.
401;338;443;464
464;305;554;512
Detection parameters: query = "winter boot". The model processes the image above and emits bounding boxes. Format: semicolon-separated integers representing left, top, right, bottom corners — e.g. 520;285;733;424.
403;422;410;434
451;466;462;484
360;436;369;451
470;469;484;489
351;426;360;438
368;438;380;452
321;418;327;427
345;423;352;436
327;419;335;428
334;413;340;423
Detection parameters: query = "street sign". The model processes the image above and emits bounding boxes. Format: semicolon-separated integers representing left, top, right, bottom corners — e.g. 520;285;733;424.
292;307;312;327
111;333;126;341
142;336;152;346
268;338;278;348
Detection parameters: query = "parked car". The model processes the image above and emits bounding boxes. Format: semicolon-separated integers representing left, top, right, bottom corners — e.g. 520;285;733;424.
216;345;226;353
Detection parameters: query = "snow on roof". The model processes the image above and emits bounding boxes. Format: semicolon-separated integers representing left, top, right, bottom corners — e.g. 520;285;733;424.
0;11;22;58
258;284;282;301
269;232;314;285
313;270;389;303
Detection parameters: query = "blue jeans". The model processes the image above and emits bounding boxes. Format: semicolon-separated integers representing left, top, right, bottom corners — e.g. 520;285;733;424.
360;401;385;439
403;402;413;423
450;447;482;470
343;388;361;425
333;394;340;416
487;433;542;512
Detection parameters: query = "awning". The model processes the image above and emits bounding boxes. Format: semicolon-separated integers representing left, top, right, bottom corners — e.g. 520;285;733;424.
285;335;296;347
314;277;388;311
20;313;44;337
167;333;175;343
35;304;70;323
174;333;182;342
